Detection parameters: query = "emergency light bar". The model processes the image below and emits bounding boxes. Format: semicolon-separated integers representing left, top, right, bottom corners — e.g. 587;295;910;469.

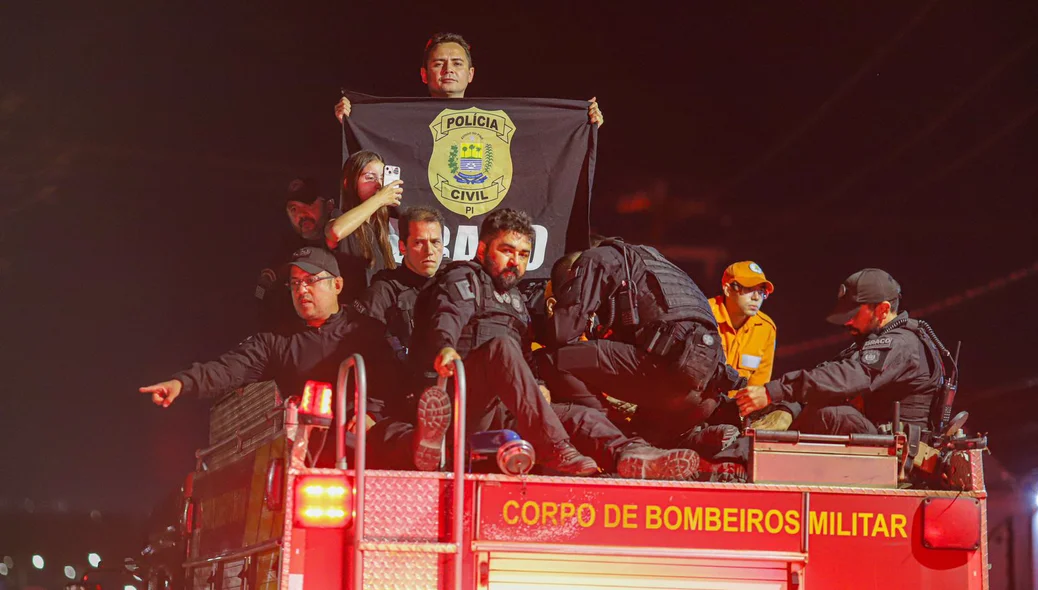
298;380;334;424
294;475;351;528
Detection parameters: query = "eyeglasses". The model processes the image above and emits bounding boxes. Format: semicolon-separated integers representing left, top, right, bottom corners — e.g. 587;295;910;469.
359;172;382;183
730;282;769;299
287;275;335;290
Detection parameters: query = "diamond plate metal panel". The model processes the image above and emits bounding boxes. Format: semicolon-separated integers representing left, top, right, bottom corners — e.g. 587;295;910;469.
207;381;284;469
363;551;448;590
362;474;453;541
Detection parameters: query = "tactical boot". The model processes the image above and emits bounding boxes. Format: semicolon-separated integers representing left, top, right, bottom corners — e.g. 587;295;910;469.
413;386;452;471
617;445;699;481
697;458;748;483
679;424;741;456
541;441;601;476
751;409;793;432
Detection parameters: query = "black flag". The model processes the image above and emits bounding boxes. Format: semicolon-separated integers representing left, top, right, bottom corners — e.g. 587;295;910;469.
342;92;597;279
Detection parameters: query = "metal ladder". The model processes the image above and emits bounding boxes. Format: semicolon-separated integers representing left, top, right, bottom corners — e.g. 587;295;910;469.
335;355;468;590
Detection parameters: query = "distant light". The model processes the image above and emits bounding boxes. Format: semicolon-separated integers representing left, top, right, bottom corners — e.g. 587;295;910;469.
32;555;44;569
87;553;101;568
0;563;8;576
124;585;137;590
64;566;76;580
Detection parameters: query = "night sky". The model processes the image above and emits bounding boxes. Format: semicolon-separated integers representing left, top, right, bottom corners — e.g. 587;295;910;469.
2;1;1036;517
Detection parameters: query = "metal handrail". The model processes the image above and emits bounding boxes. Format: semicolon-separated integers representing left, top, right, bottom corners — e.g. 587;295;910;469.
752;430;897;448
343;355;465;590
336;354;366;470
443;359;467;590
335;354;367;590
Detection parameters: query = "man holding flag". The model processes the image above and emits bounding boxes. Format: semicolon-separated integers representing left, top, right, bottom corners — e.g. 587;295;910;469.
334;32;603;127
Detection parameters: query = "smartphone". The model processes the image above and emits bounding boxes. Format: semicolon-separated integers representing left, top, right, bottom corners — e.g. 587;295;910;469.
383;165;401;185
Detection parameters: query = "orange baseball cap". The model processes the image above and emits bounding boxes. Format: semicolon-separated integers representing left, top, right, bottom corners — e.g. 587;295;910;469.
722;261;774;295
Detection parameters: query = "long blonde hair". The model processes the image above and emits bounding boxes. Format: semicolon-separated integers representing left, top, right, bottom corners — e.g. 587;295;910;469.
340;150;396;269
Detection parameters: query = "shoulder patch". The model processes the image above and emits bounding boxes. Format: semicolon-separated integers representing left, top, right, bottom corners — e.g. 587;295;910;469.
860;348;890;369
454;280;476;301
862;336;893;350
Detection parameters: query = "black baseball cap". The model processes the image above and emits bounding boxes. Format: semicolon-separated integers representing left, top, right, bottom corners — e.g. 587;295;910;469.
284;247;340;278
826;268;901;325
285;177;322;206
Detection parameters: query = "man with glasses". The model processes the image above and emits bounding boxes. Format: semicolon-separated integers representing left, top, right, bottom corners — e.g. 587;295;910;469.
139;247;393;429
255;177;343;331
709;262;795;431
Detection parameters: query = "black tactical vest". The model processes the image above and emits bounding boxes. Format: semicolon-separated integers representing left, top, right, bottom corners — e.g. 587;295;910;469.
599;240;716;329
841;315;945;427
381;278;419;349
449;261;531;357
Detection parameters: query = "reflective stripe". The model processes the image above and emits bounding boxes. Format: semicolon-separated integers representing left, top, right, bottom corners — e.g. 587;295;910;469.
740;354;762;369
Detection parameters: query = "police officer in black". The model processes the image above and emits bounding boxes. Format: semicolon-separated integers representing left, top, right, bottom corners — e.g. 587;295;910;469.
140;247;395;459
409;210;702;479
360;206;446;364
546;239;744;445
348;206;447;469
734;269;948;435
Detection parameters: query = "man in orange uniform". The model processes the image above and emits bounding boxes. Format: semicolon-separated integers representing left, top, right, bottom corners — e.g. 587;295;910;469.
709;261;793;430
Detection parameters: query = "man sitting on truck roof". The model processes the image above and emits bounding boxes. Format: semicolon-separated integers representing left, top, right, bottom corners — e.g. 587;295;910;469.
139;247;396;445
733;269;949;435
408;208;702;479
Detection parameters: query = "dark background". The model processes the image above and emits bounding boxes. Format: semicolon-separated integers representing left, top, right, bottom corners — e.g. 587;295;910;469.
1;1;1035;518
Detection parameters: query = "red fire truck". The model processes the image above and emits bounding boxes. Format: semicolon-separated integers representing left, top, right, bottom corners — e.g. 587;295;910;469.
162;355;989;590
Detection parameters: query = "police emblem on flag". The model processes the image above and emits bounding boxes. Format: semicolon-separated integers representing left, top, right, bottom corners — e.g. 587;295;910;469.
428;107;515;218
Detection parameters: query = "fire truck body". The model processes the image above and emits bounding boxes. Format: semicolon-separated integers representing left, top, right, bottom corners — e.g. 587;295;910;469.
175;360;988;590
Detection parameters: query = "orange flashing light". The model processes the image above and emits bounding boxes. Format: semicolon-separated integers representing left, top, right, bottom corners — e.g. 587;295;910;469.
294;475;352;528
300;381;334;419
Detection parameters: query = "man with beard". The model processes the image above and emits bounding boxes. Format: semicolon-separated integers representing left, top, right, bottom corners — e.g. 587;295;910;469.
255;178;339;331
409;209;700;479
734;269;949;435
334;32;604;126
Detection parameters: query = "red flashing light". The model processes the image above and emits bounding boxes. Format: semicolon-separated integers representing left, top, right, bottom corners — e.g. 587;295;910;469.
294;475;352;528
300;381;334;420
921;497;981;550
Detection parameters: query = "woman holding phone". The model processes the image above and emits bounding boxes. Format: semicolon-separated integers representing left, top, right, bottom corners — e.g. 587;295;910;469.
325;149;403;302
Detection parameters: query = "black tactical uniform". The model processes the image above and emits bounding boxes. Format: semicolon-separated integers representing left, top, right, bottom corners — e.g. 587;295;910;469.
173;308;387;414
410;260;581;462
347;265;438;470
766;312;945;434
410;260;699;477
547;240;744;443
360;265;430;364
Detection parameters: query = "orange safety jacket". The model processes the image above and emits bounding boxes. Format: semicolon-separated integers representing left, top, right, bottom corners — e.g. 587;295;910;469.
709;295;776;388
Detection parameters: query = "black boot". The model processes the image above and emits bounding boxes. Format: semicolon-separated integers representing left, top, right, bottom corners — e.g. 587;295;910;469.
616;445;699;481
413;386;451;471
677;424;740;456
541;441;600;476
